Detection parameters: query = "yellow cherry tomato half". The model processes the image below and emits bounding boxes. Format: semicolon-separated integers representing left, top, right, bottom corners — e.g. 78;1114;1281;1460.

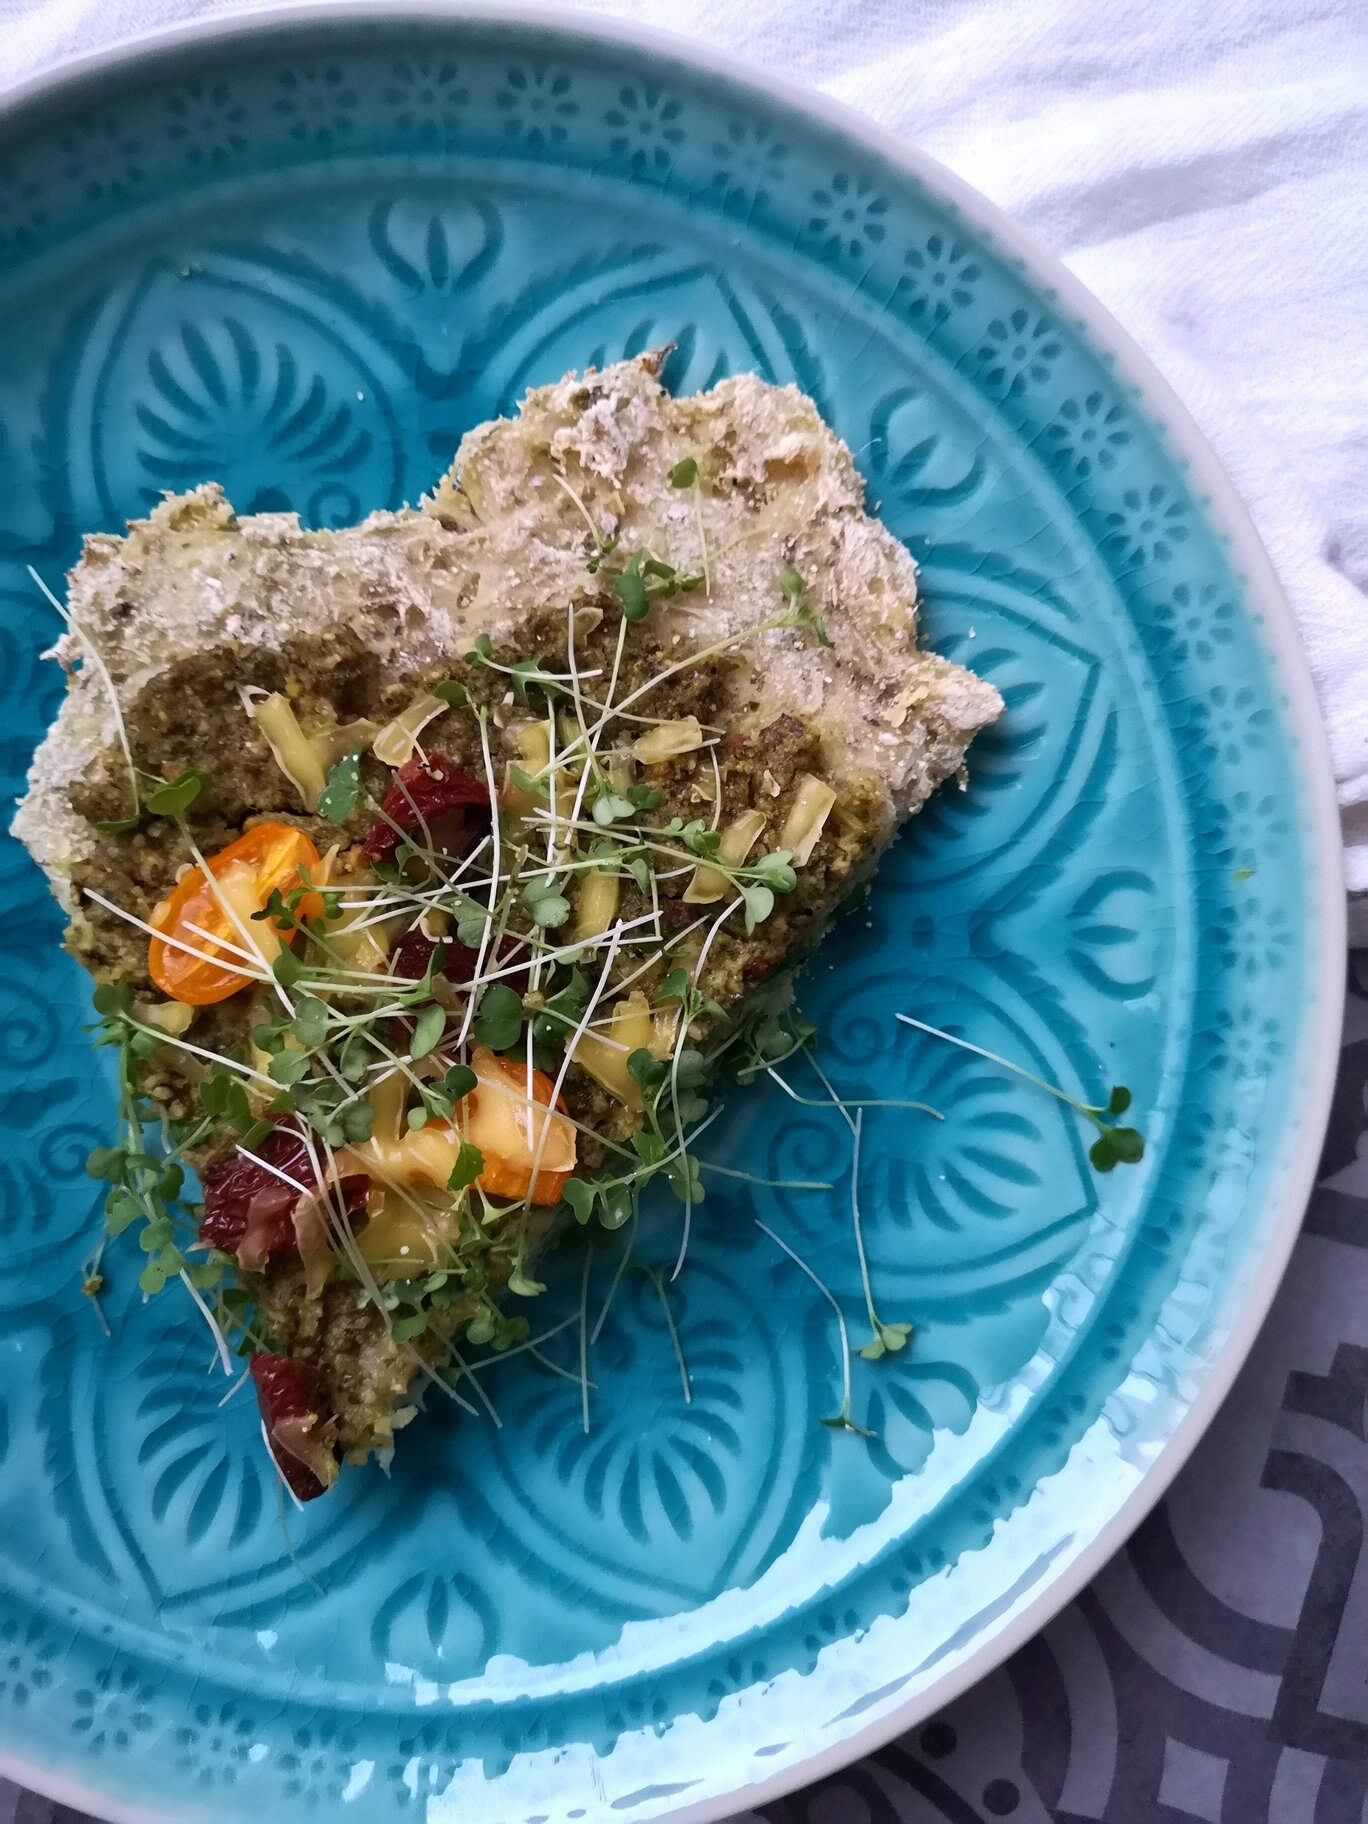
149;822;323;1006
464;1046;577;1206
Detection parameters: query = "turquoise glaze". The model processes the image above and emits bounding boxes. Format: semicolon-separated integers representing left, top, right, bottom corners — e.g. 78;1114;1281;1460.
0;12;1334;1822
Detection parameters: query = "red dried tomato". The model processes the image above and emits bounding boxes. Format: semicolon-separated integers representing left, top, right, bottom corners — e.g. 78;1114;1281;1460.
250;1354;335;1502
199;1127;366;1271
362;752;490;864
390;926;529;996
389;928;481;986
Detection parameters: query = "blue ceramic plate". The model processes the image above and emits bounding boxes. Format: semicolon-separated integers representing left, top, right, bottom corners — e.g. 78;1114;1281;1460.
0;9;1343;1821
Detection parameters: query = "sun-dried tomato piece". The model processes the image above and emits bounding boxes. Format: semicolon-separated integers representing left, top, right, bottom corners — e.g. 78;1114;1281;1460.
250;1354;337;1501
390;926;530;1000
390;928;481;986
200;1127;366;1271
362;752;490;864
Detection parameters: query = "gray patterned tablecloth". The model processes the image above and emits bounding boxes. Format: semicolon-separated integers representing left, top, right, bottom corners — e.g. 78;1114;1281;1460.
6;963;1365;1824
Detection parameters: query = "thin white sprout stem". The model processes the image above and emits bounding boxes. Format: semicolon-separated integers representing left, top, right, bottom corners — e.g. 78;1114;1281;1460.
648;1269;691;1402
551;466;607;550
233;1144;310;1194
306;1130;391;1317
458;1313;579;1375
806;1052;857;1138
218;1363;253;1408
670;900;739;1281
181;826;294;1017
405;1352;480;1417
553;612;797;777
691;477;712;597
259;1419;307;1513
699;1162;834;1189
449;1342;502;1428
578;1245;593;1435
590;1212;637;1344
28;567;140;818
849;1110;880;1340
766;1066;944;1123
522;922;624;1208
180;1270;233;1376
81;887;268;985
893;1014;1103;1115
182;918;263;967
125;1019;279;1088
454;712;503;1051
755;1220;857;1425
528;1347;597;1389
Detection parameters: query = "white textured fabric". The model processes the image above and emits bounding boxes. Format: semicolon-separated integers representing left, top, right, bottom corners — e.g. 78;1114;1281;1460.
4;0;1367;920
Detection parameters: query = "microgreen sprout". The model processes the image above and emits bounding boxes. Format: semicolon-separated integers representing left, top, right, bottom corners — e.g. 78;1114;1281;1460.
895;1014;1145;1173
636;1262;691;1401
318;750;363;821
847;1111;913;1362
778;565;832;647
755;1221;872;1437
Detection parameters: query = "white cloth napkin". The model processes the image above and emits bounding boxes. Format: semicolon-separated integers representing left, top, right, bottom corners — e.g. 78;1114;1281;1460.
5;0;1367;929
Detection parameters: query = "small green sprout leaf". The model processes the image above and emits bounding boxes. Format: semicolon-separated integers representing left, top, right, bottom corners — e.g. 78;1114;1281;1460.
340;1102;374;1145
200;1066;257;1134
86;1146;125;1182
268;1049;312;1088
778;566;831;645
750;850;797;894
1089;1126;1145;1172
452;896;489;948
592;791;637;826
522;879;571;929
473;983;522;1052
658;966;691;1004
409;1001;448;1061
665;1152;705;1205
563;1177;596;1225
272;946;304;988
670;457;699;488
509;657;557;702
434;680;469;707
442;1063;478;1102
859;1320;913;1362
598;1181;635;1230
509;765;549;800
143;768;210;818
615;555;650;622
318;750;363;822
290;995;329;1049
739;883;774;933
627;1048;668;1093
92;982;134;1020
447;1142;484;1194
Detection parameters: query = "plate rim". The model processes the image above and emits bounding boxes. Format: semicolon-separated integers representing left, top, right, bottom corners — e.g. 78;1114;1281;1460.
0;5;1347;1821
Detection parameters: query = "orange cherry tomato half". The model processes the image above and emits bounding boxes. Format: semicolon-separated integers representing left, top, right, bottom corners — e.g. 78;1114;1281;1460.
463;1046;577;1206
149;822;324;1006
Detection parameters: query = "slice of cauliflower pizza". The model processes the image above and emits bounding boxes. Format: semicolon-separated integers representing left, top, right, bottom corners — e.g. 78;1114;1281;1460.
16;352;1002;1498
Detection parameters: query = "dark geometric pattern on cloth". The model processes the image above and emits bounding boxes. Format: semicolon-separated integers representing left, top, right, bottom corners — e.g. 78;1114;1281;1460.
5;960;1366;1823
